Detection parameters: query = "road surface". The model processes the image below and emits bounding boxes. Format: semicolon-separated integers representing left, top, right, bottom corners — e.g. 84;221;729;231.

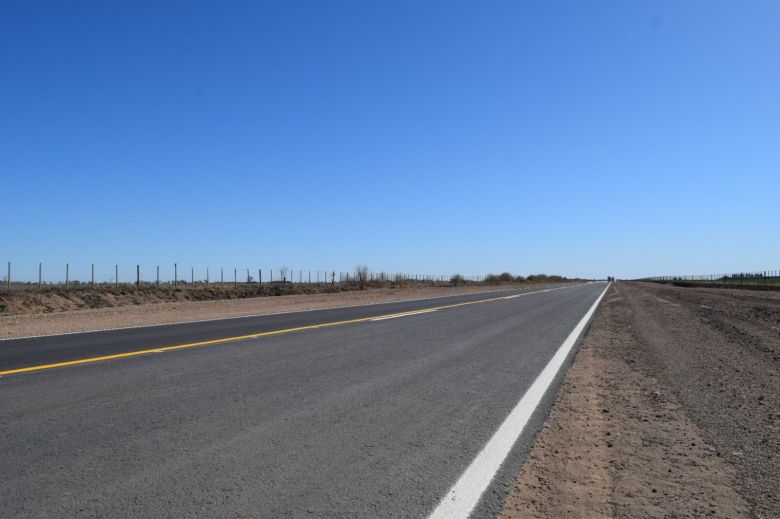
1;282;607;518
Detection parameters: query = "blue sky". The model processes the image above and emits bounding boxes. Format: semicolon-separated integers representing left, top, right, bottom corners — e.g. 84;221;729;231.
2;1;778;281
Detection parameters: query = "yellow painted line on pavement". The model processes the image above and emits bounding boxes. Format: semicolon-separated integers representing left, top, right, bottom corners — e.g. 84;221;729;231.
370;308;439;321
0;286;574;377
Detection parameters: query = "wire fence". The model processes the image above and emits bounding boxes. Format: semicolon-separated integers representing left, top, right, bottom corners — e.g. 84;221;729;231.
1;261;487;292
641;269;780;287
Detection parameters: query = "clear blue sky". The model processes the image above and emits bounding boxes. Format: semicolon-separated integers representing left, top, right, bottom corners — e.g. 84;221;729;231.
2;1;778;281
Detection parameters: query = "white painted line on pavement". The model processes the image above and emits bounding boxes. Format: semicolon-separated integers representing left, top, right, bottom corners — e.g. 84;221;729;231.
427;282;610;519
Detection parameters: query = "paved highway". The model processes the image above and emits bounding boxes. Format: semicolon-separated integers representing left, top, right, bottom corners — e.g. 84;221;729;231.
0;282;607;518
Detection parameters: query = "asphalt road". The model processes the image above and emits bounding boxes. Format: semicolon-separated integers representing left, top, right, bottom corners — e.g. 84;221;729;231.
1;286;563;373
1;282;607;518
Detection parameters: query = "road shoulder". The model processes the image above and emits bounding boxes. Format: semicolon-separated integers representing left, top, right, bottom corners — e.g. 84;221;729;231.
500;283;751;518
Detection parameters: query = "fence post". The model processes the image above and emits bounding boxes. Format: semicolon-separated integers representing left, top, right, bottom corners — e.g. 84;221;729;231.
137;265;140;288
174;263;178;287
65;263;69;288
115;264;119;288
157;265;160;287
258;269;261;286
91;264;95;287
234;268;237;286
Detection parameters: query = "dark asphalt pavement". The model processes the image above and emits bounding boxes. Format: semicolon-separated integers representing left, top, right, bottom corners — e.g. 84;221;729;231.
0;282;607;518
2;286;555;372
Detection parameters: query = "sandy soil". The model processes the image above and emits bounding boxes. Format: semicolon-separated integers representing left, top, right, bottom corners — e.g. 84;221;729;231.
501;281;779;518
0;284;533;340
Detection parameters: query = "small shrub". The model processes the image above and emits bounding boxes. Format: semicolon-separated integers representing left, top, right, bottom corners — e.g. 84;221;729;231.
355;265;369;289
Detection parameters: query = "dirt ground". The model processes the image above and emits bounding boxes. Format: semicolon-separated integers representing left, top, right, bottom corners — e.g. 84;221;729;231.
0;284;539;340
0;282;459;316
502;282;779;519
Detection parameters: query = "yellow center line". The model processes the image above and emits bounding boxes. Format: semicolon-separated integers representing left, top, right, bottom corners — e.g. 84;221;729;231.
0;286;569;377
370;308;440;321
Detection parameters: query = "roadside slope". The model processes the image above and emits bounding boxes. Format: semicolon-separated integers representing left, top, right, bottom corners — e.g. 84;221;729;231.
501;282;770;518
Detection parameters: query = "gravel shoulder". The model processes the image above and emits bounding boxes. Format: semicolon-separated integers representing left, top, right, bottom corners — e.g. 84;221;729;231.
0;284;533;340
501;281;778;518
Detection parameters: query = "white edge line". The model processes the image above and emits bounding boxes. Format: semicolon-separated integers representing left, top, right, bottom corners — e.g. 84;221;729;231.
427;282;611;519
0;285;580;342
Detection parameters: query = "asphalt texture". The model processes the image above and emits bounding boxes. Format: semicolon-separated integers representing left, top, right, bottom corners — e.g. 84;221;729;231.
2;286;560;372
0;282;607;518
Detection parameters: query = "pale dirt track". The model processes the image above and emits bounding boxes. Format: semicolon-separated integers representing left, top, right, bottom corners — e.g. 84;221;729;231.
501;282;778;519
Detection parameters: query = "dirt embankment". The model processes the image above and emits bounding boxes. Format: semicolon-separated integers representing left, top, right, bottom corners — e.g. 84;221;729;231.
0;281;568;317
0;284;564;340
502;282;779;518
0;283;422;316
